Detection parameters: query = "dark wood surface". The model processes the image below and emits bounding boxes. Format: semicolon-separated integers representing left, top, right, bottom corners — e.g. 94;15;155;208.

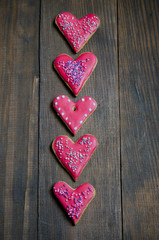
0;0;158;239
119;0;159;239
0;0;39;239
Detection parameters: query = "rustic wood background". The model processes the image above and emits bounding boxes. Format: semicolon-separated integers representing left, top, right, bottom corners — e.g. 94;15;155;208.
0;0;158;239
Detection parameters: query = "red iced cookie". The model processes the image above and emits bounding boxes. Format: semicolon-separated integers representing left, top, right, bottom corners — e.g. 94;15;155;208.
53;95;97;135
52;135;97;181
54;53;97;96
55;12;100;53
53;181;96;225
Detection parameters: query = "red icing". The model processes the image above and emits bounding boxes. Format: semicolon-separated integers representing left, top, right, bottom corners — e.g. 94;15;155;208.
55;12;100;53
53;95;97;135
52;135;97;181
54;53;97;96
53;181;95;225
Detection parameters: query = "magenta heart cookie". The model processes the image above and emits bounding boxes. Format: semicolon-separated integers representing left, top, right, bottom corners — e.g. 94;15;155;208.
54;53;97;96
53;181;96;225
53;95;97;135
52;135;97;181
55;12;100;53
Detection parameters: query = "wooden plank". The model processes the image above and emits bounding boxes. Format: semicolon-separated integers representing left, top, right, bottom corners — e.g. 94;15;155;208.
0;1;39;239
119;0;159;239
39;0;121;239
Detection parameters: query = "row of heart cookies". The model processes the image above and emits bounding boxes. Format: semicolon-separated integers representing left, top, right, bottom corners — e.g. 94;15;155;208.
52;12;100;225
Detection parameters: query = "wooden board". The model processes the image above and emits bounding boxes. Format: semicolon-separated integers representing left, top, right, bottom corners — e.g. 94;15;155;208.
39;0;121;239
119;0;159;239
1;0;159;239
0;0;39;239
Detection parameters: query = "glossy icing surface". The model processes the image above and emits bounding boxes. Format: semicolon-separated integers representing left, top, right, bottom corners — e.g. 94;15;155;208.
53;181;96;225
52;135;97;181
53;95;97;135
55;12;100;53
54;53;97;96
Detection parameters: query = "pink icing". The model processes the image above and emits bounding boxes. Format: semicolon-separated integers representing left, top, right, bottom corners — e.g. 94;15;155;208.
55;12;100;53
53;181;95;225
52;135;97;181
53;95;97;135
54;53;97;96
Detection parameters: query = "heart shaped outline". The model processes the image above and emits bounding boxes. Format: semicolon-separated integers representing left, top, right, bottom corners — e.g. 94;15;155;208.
53;181;96;225
55;12;100;53
54;52;98;96
53;95;97;135
52;135;98;181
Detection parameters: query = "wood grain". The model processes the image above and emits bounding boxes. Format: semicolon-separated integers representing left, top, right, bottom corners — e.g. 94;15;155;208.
1;0;158;239
39;0;121;239
119;0;159;239
0;0;39;239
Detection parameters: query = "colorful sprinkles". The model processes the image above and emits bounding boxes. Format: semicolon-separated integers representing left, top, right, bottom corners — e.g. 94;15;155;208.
55;12;100;53
53;182;95;225
54;53;97;96
56;59;89;86
52;135;97;181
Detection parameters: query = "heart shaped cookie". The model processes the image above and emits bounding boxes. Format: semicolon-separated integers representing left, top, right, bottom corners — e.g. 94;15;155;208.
53;95;97;135
52;135;97;181
54;53;97;96
55;12;100;53
53;181;96;225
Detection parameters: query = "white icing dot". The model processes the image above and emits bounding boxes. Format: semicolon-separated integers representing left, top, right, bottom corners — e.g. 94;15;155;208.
68;99;70;102
61;113;64;116
55;102;58;105
57;97;60;100
62;95;65;98
65;117;68;120
93;103;96;106
89;108;92;112
89;97;91;100
69;122;71;125
85;114;87;117
74;127;77;130
81;98;85;102
80;120;83;124
58;108;61;111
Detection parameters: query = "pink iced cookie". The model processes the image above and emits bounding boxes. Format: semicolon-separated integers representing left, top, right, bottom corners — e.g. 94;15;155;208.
52;135;97;181
55;12;100;53
53;95;97;135
54;53;97;96
53;181;96;225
